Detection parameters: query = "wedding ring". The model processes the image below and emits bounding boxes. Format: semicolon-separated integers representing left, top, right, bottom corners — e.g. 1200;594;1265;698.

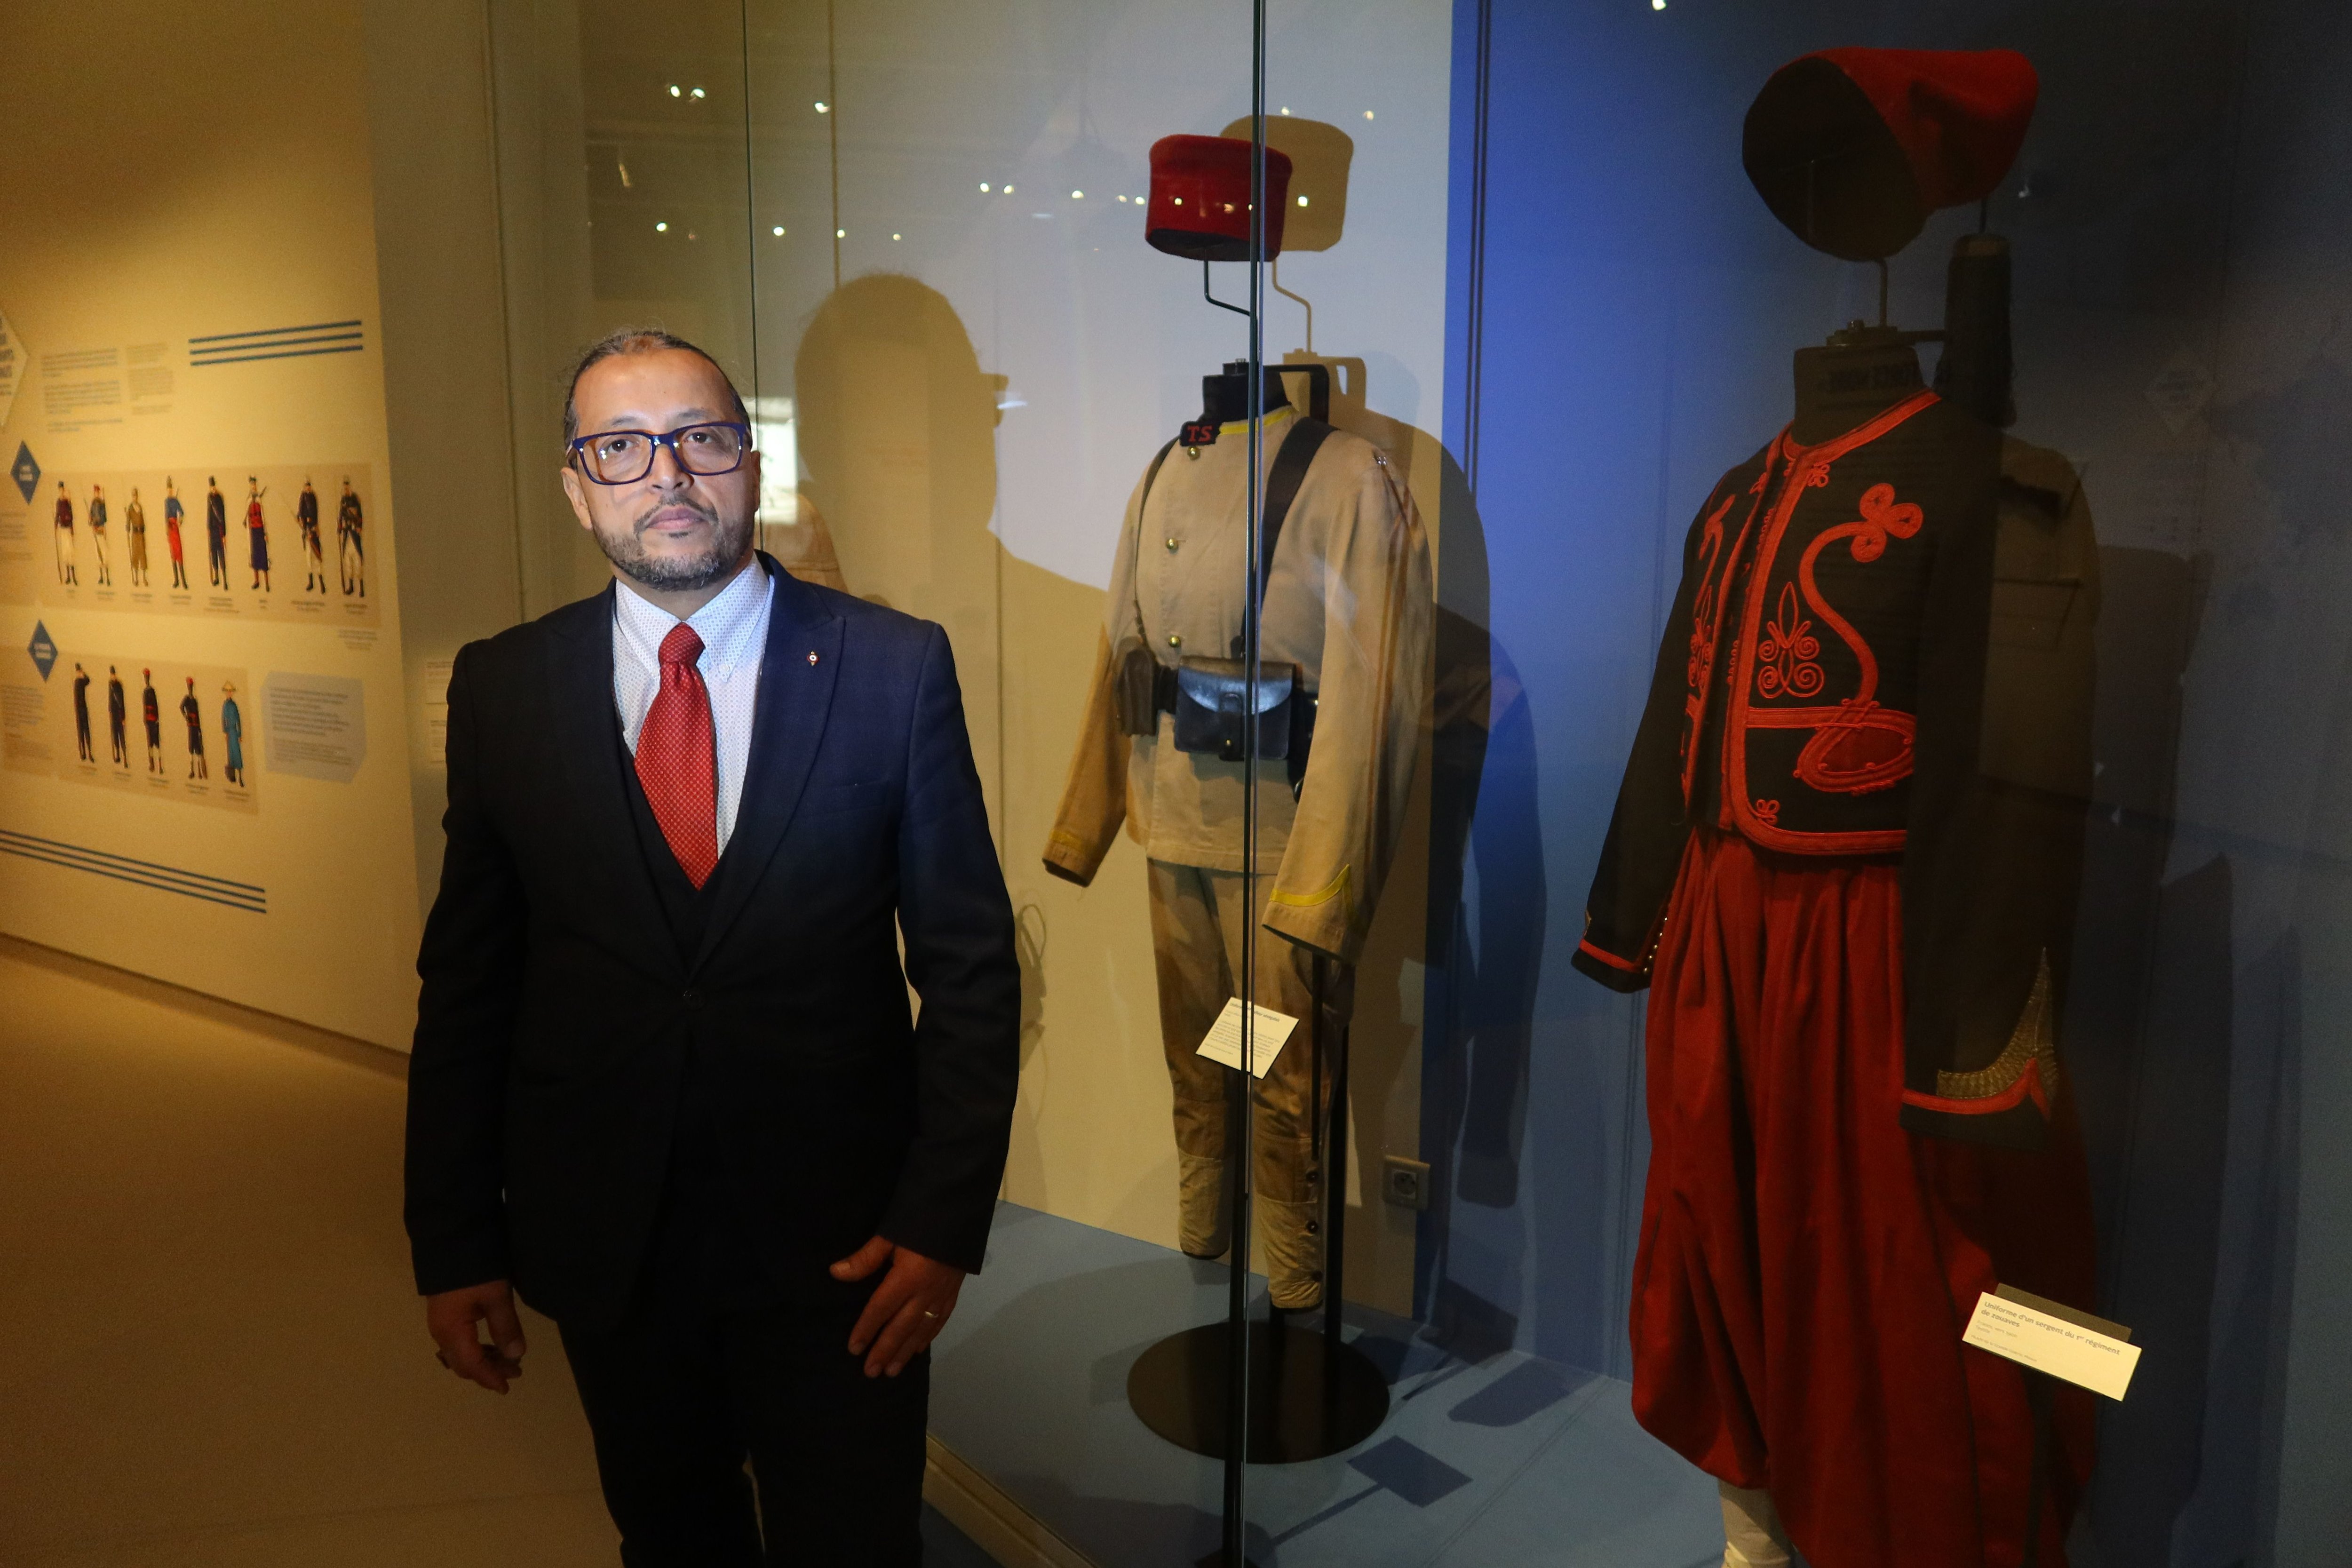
922;1310;939;1320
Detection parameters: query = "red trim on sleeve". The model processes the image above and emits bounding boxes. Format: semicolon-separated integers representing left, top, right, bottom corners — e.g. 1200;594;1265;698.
1576;937;1646;975
1899;1059;2052;1119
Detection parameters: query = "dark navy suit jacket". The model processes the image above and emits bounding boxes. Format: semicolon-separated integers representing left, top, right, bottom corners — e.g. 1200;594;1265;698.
403;556;1020;1331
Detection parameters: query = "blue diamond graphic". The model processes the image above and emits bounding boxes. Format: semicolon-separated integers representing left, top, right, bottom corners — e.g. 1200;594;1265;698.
11;443;37;504
27;621;58;681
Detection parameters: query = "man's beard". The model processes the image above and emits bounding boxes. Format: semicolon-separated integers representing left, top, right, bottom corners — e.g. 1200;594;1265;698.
592;495;754;591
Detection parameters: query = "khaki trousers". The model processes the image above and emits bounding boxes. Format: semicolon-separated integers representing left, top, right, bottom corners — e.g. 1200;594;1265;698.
1146;860;1347;1308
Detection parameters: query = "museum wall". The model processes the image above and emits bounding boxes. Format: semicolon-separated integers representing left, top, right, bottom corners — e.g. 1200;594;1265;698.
0;0;445;1049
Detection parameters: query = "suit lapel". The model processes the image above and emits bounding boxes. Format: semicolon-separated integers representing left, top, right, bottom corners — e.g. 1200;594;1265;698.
547;583;677;970
691;558;842;971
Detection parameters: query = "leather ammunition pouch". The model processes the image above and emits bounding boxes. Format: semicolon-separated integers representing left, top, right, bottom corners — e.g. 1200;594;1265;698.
1175;656;1297;761
1114;638;1319;788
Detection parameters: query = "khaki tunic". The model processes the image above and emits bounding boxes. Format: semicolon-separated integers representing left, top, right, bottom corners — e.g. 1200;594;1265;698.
1045;407;1433;965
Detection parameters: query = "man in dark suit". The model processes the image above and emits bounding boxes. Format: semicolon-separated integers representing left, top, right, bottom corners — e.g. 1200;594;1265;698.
405;327;1019;1567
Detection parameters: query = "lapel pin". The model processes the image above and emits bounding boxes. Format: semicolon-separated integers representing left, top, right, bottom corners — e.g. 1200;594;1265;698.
807;651;820;665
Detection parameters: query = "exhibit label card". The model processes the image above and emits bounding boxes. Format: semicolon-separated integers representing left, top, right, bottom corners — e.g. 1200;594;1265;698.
1196;997;1300;1080
1963;1286;2140;1401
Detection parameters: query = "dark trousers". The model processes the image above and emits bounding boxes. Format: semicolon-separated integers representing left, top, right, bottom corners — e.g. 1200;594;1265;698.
557;1212;930;1567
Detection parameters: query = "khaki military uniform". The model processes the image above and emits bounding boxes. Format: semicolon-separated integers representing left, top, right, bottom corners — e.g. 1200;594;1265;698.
1045;406;1431;1307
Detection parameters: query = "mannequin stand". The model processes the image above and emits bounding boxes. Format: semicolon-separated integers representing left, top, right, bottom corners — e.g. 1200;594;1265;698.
1127;955;1391;1464
1126;1306;1391;1464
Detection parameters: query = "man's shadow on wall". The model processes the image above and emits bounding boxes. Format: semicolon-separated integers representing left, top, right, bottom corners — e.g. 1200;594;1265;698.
791;272;1065;1191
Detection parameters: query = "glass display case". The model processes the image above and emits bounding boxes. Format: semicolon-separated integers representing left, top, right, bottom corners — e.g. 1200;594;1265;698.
479;1;2352;1563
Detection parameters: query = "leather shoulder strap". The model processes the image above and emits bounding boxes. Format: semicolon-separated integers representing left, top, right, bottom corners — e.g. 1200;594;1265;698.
1127;438;1178;642
1257;417;1335;608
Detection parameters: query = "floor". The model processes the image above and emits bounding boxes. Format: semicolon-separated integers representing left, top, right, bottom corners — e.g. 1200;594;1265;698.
0;938;992;1568
931;1206;1727;1568
0;931;1729;1568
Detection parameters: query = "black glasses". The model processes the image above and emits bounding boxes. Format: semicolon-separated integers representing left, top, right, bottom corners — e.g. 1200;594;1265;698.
567;422;752;485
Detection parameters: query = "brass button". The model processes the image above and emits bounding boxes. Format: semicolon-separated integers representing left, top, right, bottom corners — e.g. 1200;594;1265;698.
1167;634;1182;649
1165;537;1179;551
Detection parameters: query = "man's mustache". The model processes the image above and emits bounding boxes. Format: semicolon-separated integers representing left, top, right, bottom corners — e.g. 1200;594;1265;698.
631;495;720;533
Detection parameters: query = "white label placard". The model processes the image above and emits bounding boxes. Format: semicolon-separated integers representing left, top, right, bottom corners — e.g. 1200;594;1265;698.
1195;996;1299;1080
1963;1288;2140;1401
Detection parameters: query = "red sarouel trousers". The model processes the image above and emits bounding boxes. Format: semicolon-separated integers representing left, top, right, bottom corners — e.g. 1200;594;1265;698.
1631;826;2097;1568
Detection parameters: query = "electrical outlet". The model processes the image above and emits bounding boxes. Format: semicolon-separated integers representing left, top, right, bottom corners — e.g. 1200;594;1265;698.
1383;1155;1431;1211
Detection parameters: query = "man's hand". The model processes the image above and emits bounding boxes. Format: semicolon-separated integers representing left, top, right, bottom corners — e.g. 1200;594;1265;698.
831;1237;965;1378
425;1280;528;1394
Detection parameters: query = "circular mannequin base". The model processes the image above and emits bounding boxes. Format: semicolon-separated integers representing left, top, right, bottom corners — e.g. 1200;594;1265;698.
1128;1319;1391;1463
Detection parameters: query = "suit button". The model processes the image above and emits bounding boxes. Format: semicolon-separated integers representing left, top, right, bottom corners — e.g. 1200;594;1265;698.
1167;634;1182;649
682;988;704;1011
1165;536;1179;551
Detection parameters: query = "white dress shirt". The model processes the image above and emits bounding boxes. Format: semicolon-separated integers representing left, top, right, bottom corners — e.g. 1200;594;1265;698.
612;560;774;853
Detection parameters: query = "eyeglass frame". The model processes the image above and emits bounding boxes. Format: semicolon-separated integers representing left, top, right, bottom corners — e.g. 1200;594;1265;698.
564;421;755;486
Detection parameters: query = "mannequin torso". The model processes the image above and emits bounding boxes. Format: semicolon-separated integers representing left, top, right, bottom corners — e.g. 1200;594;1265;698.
1791;327;1924;444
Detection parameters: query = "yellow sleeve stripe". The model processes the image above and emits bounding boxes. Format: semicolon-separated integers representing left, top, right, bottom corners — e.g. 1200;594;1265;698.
1269;864;1351;912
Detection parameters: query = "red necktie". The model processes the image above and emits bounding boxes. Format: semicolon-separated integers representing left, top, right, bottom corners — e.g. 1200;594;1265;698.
636;623;719;888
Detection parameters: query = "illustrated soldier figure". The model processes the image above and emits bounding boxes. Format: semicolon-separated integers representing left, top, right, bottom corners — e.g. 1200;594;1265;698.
297;477;325;592
336;477;365;596
71;663;93;762
89;484;112;586
106;665;128;767
141;669;163;772
181;676;208;780
126;487;150;586
54;482;77;585
245;477;271;592
165;478;190;589
220;681;245;786
205;476;229;588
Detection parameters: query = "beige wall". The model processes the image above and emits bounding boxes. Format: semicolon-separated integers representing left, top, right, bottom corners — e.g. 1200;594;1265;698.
0;0;429;1048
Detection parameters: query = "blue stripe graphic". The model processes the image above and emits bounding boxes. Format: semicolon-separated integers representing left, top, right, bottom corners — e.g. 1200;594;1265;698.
0;830;267;912
189;345;365;367
191;333;363;356
187;319;364;344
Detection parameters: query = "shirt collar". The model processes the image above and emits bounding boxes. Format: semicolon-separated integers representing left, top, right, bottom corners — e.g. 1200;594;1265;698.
612;557;773;676
1216;404;1298;438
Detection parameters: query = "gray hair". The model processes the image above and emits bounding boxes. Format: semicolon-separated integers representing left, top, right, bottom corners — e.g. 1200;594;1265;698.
561;326;749;446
